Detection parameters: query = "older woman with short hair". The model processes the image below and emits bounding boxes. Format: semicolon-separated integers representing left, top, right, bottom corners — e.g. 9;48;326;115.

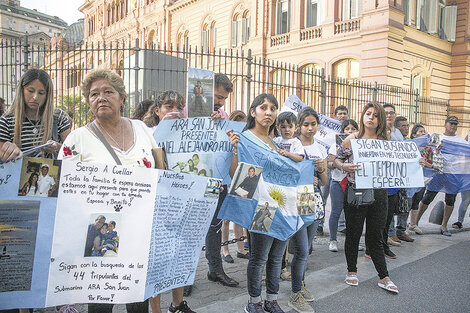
58;68;157;312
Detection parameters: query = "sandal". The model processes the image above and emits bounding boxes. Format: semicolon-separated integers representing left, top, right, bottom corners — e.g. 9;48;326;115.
378;280;399;294
280;267;292;281
344;274;358;286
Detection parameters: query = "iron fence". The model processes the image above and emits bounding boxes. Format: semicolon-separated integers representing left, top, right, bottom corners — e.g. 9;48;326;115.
0;36;459;133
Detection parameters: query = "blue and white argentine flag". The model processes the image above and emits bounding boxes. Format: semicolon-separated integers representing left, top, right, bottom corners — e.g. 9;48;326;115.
218;132;316;241
426;139;470;194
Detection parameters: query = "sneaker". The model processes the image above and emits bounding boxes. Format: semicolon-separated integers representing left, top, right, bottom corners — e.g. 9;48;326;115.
384;249;397;259
300;281;315;301
264;300;286;313
288;292;315;313
387;237;401;247
364;253;371;259
397;233;414;242
168;300;196;313
407;224;423;235
244;302;264;313
328;240;338;252
452;222;463;229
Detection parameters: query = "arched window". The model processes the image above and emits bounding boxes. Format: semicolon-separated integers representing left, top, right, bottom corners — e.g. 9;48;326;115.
147;30;156;48
300;63;322;108
202;24;210;53
271;69;292;105
410;67;429;124
232;11;250;47
332;58;359;108
334;58;359;81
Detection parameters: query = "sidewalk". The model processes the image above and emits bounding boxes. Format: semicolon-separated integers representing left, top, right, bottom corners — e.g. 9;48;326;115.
41;192;468;312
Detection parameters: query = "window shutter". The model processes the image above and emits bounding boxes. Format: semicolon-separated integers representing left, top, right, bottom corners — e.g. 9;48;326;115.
232;20;237;47
242;18;246;44
343;0;351;20
306;0;312;27
246;16;250;42
403;0;411;25
277;1;282;34
357;0;362;17
423;0;438;33
213;27;217;49
442;5;457;41
416;0;423;30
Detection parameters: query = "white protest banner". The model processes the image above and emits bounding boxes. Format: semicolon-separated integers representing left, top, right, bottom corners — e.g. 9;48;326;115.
281;95;341;148
0;157;219;309
351;139;424;189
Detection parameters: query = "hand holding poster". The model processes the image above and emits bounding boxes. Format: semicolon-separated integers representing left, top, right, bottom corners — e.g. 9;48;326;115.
153;117;245;183
0;157;219;309
351;139;424;189
281;95;341;148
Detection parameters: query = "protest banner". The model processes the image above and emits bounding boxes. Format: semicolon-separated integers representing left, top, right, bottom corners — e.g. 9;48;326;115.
153;117;246;184
0;157;219;309
281;95;341;148
218;132;316;241
350;139;424;189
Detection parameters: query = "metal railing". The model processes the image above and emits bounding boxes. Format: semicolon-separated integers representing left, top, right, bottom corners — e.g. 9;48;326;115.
0;36;456;133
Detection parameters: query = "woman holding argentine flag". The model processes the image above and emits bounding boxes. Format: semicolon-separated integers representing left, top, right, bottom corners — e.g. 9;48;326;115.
227;93;288;313
334;102;400;294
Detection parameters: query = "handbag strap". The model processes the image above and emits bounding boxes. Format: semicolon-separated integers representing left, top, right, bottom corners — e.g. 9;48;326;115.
89;121;122;165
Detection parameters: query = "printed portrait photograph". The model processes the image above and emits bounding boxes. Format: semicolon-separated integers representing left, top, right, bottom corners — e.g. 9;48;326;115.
249;201;276;233
187;67;214;118
204;178;223;198
0;200;40;292
84;213;121;257
296;185;316;215
18;157;62;198
169;152;213;177
229;162;263;200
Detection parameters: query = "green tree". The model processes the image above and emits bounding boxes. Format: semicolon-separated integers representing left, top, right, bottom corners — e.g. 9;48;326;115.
57;95;93;127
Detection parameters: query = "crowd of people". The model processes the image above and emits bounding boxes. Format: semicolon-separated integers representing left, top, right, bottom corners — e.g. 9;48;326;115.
0;67;469;313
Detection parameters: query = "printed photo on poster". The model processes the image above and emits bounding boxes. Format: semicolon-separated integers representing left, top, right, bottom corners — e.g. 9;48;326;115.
229;163;262;199
170;152;213;177
84;213;121;257
296;184;323;215
17;157;62;198
250;201;276;232
205;178;223;198
187;67;214;118
0;200;40;292
336;134;349;153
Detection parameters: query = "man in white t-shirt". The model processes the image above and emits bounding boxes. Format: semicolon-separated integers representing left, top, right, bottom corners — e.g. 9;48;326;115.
414;116;468;236
37;164;55;197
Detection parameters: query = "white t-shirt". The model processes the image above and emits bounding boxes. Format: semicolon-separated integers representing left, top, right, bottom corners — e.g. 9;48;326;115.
328;145;347;182
302;140;328;161
37;174;55;197
273;137;304;155
58;119;158;168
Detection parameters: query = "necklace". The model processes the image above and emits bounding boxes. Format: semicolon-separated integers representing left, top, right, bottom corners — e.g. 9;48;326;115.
25;116;41;134
96;119;124;150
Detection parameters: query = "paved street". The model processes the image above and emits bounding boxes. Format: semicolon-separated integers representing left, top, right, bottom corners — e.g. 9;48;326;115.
39;193;469;313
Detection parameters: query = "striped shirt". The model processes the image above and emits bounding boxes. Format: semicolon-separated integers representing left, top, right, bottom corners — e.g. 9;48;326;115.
0;108;71;158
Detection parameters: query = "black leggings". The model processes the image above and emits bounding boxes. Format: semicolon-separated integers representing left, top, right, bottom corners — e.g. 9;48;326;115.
88;300;149;313
344;186;389;279
421;190;457;206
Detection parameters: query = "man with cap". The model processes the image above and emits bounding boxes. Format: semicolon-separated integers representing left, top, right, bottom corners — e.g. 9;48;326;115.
37;164;55;197
411;116;468;236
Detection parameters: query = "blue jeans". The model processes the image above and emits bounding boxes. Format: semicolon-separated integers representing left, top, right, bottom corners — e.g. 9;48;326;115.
396;211;409;236
290;228;309;293
458;190;470;223
205;186;227;273
247;232;287;302
307;219;321;251
329;180;344;241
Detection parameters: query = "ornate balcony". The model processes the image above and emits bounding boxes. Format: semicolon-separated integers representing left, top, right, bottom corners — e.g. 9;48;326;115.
300;26;322;41
334;18;360;35
270;33;290;47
